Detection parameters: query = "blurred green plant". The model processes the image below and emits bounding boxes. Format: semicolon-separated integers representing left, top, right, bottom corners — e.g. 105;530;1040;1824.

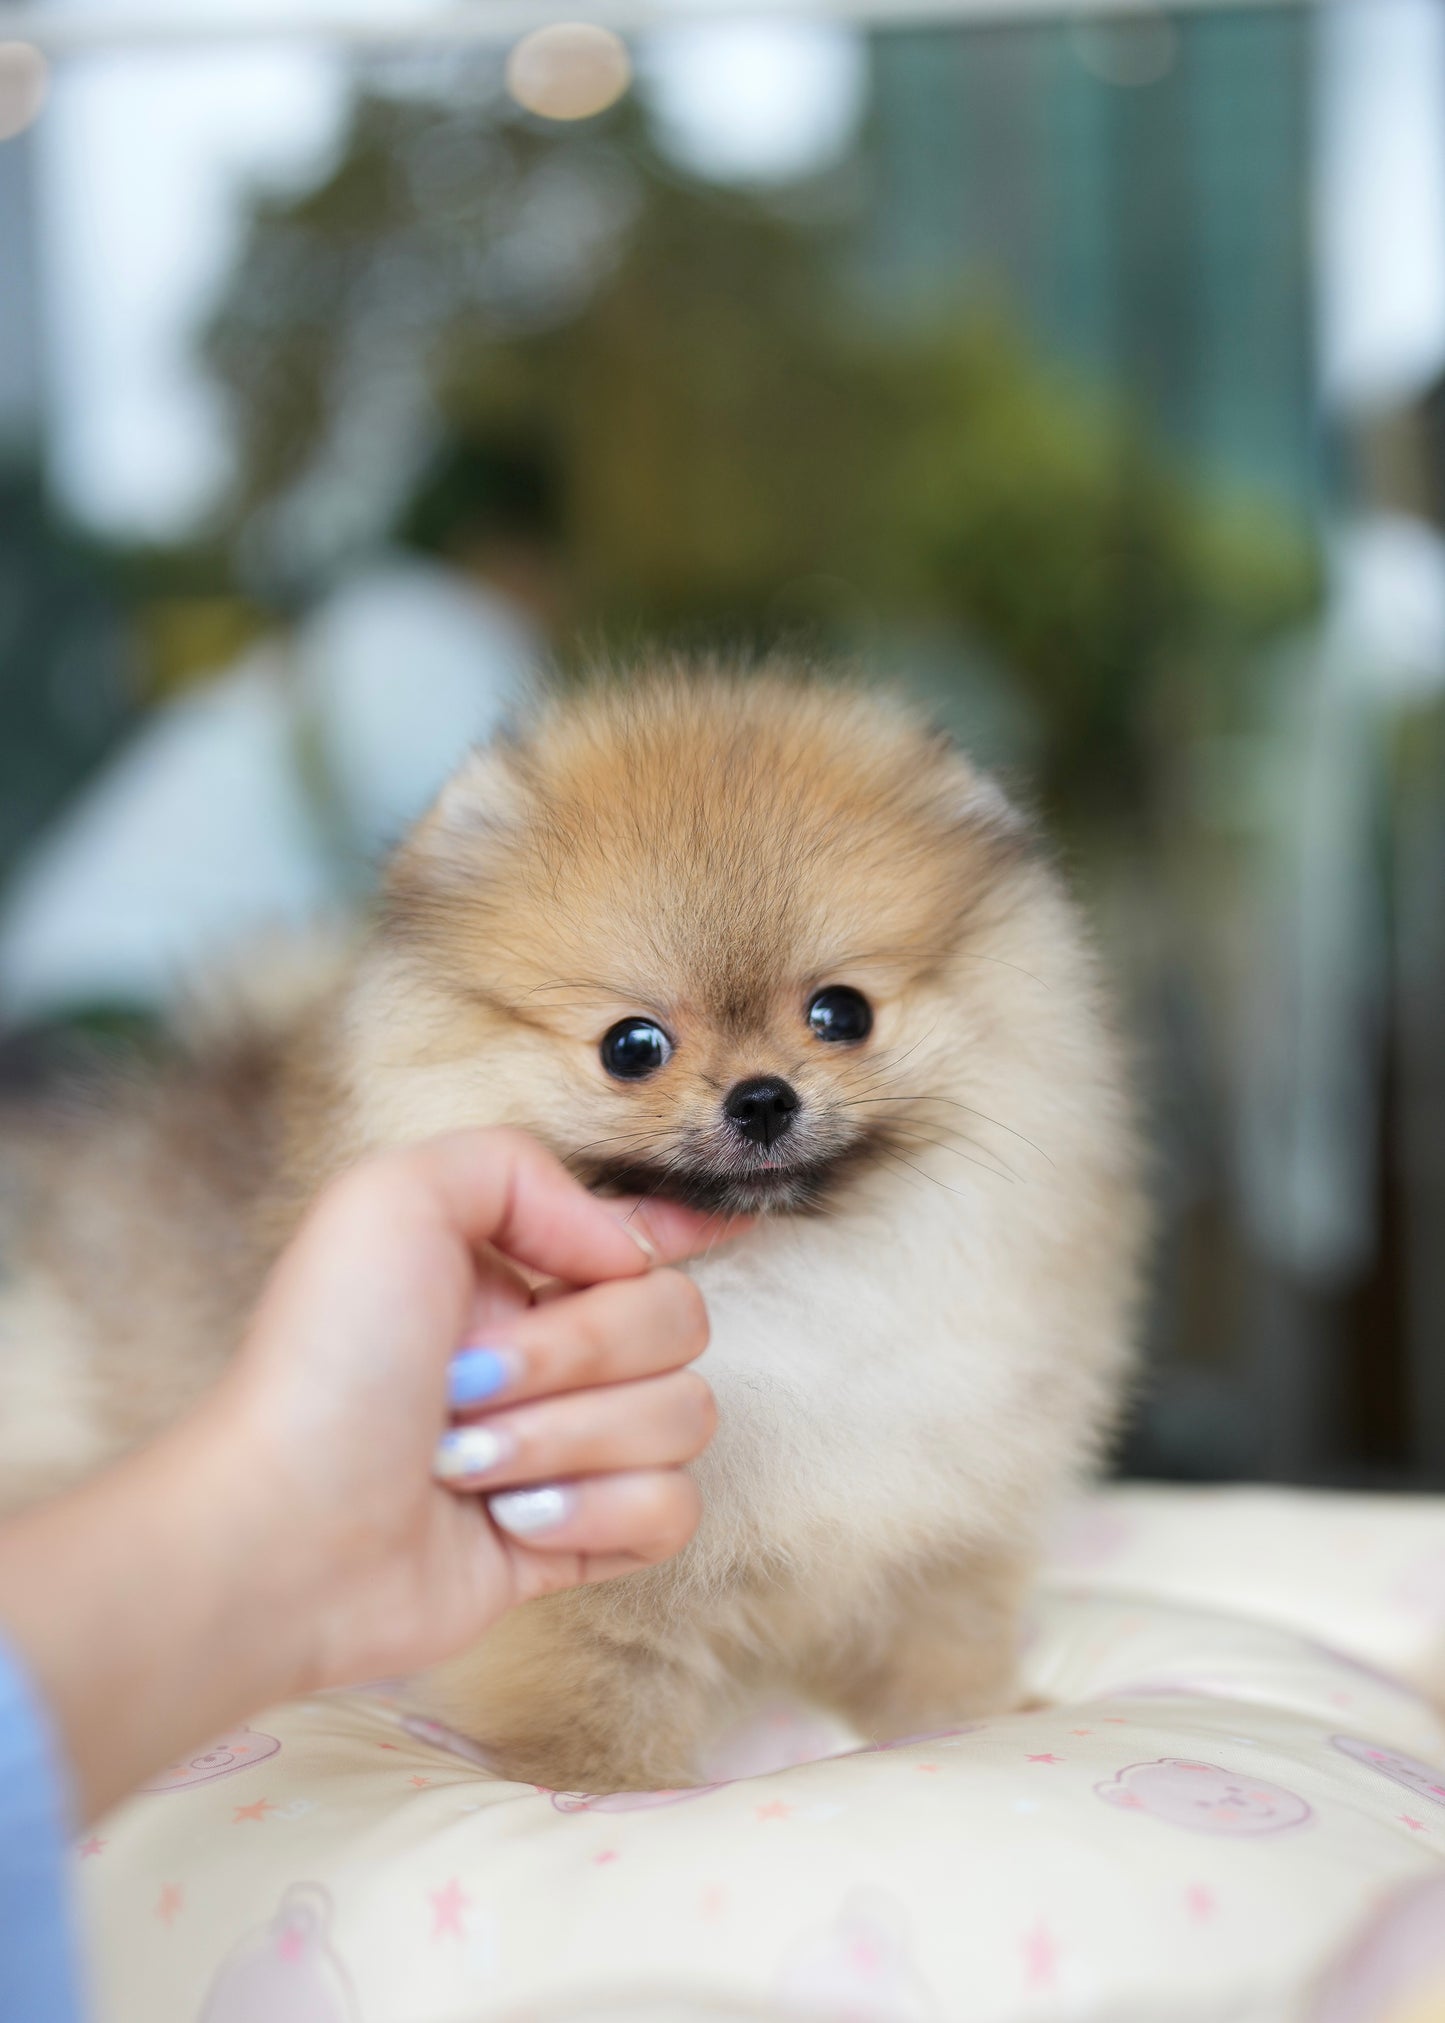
0;472;137;886
199;71;1320;826
879;319;1322;821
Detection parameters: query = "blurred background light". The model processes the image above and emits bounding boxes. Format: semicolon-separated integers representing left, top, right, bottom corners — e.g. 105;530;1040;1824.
641;20;866;187
505;23;630;123
1317;0;1445;412
39;40;343;536
0;42;49;140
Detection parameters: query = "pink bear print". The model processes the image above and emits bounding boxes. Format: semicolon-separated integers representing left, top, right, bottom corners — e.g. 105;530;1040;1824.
197;1883;359;2023
1331;1736;1445;1808
776;1888;940;2021
141;1726;280;1792
550;1783;724;1813
1095;1758;1312;1836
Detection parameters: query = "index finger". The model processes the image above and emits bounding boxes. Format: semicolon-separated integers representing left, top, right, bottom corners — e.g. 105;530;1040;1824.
394;1129;664;1287
475;1193;752;1319
605;1196;754;1267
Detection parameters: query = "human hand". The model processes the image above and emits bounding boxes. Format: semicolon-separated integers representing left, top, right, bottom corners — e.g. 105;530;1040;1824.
193;1130;745;1699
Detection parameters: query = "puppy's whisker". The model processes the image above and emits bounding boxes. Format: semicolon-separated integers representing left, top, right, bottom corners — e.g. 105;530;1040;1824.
874;1142;975;1201
870;1146;937;1198
874;1125;1017;1185
953;952;1052;991
696;1205;741;1262
847;1098;1027;1177
845;1095;1052;1165
840;1026;940;1100
567;1125;666;1162
839;1058;931;1106
620;1143;694;1223
517;975;645;1005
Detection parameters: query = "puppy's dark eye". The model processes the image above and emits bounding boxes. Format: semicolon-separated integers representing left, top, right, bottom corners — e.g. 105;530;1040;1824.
806;986;873;1044
600;1019;672;1080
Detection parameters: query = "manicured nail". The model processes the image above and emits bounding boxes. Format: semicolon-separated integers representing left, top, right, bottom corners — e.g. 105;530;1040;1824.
609;1214;656;1264
447;1346;516;1409
432;1424;515;1485
488;1484;577;1537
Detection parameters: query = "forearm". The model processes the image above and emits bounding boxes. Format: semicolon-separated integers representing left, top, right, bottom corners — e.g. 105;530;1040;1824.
0;1404;306;1824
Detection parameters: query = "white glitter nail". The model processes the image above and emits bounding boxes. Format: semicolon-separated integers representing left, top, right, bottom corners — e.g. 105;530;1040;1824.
488;1484;576;1536
432;1424;512;1484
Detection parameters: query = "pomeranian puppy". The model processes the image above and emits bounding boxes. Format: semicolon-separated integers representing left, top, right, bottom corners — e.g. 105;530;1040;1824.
0;665;1143;1790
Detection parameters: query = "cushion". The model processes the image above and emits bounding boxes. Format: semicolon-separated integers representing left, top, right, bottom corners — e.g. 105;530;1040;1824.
77;1486;1445;2023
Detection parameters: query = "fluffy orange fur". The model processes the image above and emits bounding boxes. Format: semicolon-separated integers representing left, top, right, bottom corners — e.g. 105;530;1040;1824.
0;664;1145;1789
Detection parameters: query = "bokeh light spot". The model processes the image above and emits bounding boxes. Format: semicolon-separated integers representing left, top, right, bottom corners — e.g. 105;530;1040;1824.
506;25;632;124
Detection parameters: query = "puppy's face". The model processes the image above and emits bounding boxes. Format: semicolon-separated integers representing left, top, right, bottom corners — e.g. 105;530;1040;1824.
367;675;1032;1215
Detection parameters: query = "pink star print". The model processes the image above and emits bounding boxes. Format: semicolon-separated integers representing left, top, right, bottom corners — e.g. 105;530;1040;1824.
1400;1815;1426;1832
1186;1885;1217;1921
1022;1922;1057;1988
916;1763;940;1774
277;1927;306;1965
409;1775;432;1789
430;1878;470;1939
77;1837;105;1859
1026;1753;1062;1764
594;1849;620;1865
156;1885;183;1926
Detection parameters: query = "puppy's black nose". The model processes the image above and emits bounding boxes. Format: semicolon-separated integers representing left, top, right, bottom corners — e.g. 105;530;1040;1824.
724;1076;800;1148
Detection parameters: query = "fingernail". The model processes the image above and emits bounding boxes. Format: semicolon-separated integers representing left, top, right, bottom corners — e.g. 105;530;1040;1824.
447;1346;517;1409
608;1214;656;1264
432;1424;515;1485
488;1484;577;1537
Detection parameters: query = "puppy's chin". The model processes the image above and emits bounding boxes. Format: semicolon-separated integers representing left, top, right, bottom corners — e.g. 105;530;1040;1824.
581;1148;867;1217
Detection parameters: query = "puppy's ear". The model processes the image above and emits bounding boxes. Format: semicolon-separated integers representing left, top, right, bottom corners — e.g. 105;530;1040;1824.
385;743;532;905
953;766;1026;837
929;736;1031;844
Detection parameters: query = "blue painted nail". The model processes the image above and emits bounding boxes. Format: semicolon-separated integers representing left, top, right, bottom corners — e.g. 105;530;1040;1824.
447;1347;513;1409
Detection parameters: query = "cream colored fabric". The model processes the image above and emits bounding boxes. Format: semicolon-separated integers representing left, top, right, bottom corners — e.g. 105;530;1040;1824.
78;1487;1445;2023
1047;1484;1445;1692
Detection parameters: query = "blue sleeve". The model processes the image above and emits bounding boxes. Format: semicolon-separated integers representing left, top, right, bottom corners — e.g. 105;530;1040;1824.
0;1639;86;2023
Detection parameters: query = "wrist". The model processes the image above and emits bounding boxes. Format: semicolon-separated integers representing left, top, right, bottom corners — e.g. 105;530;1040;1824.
0;1405;315;1824
163;1389;322;1707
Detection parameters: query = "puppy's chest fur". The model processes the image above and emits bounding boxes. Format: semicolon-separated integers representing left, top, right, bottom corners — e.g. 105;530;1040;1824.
671;1168;1120;1604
